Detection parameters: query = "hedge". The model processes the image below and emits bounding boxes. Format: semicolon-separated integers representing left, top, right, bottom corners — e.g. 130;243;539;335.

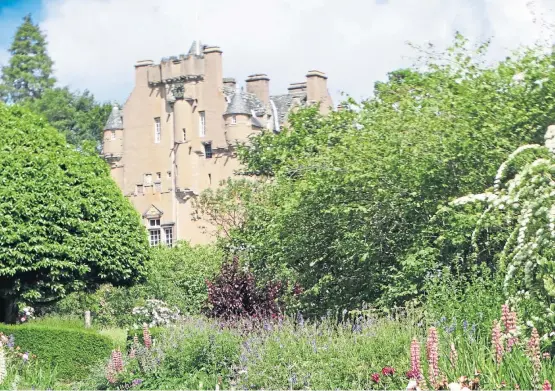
0;323;114;380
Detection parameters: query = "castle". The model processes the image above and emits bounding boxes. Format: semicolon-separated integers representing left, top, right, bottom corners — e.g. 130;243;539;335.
102;41;334;245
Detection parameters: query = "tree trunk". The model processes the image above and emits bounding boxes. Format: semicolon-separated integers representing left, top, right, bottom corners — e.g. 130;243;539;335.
0;296;18;324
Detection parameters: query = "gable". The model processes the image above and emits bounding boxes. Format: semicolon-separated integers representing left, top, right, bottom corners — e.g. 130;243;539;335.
142;204;164;219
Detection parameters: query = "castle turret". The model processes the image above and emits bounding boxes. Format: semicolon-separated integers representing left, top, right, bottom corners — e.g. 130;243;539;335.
102;104;124;187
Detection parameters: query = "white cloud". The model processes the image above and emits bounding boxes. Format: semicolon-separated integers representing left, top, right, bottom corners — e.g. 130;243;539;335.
38;0;555;105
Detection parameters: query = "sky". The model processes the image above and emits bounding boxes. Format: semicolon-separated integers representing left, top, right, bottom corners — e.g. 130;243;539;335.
0;0;555;106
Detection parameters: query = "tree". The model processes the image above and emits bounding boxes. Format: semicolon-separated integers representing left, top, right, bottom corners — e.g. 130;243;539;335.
0;14;56;103
0;104;150;323
230;35;555;315
192;178;262;240
24;87;112;146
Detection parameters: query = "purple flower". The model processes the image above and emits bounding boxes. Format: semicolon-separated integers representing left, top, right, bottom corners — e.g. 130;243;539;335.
132;378;143;387
22;352;29;362
7;335;14;348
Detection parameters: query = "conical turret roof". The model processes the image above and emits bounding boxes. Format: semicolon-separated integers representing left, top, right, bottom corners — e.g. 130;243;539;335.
104;104;123;130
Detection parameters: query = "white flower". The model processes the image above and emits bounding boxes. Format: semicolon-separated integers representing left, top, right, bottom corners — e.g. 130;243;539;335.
448;383;461;391
512;71;526;82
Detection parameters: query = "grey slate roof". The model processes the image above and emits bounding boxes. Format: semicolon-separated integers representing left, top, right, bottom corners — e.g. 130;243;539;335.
225;91;266;116
104;104;123;130
250;114;263;128
269;92;307;124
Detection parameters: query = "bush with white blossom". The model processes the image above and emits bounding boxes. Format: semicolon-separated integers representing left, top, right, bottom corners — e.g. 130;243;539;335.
131;299;181;328
452;125;555;333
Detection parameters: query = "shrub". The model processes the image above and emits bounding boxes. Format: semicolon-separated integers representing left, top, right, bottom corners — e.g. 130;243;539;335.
0;323;113;380
205;257;285;320
131;299;181;328
45;242;224;327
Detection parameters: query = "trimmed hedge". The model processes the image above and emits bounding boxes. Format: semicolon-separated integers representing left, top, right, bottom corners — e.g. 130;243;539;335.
0;323;113;380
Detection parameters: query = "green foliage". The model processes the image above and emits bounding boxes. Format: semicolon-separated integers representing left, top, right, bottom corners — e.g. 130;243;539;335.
0;104;149;322
86;319;241;390
237;316;418;390
143;242;224;315
230;35;555;315
422;265;505;337
0;347;60;390
193;178;261;240
0;324;114;380
0;14;55;103
24;87;112;147
47;242;223;326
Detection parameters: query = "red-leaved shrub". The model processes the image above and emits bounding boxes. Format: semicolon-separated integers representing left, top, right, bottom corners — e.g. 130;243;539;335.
205;257;285;320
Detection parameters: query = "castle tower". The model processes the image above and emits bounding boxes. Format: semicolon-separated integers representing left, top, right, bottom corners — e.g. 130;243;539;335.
102;104;124;188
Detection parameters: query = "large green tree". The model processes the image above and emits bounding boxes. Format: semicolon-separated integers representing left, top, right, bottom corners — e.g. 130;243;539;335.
0;104;149;323
0;14;55;103
24;87;112;146
229;35;555;315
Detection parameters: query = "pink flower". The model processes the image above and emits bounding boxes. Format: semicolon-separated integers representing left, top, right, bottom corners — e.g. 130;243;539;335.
449;342;458;369
426;327;440;383
501;305;519;350
527;328;541;374
492;320;504;365
409;338;422;379
105;361;116;384
371;373;380;383
406;369;421;380
143;323;152;349
382;366;395;376
111;349;124;373
543;380;552;391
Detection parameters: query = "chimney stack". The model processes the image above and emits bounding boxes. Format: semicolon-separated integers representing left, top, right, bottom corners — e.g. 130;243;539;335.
246;74;270;105
223;77;236;89
306;70;332;114
287;82;307;95
134;60;154;87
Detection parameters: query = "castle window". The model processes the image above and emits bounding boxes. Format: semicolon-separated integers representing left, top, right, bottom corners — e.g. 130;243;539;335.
164;227;173;247
154;182;162;192
136;185;144;195
182;128;187;142
231;115;237;125
199;111;206;137
144;173;152;186
204;142;213;159
111;130;116;140
149;229;161;246
156;172;161;180
154;117;161;143
167;170;172;178
148;218;162;247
